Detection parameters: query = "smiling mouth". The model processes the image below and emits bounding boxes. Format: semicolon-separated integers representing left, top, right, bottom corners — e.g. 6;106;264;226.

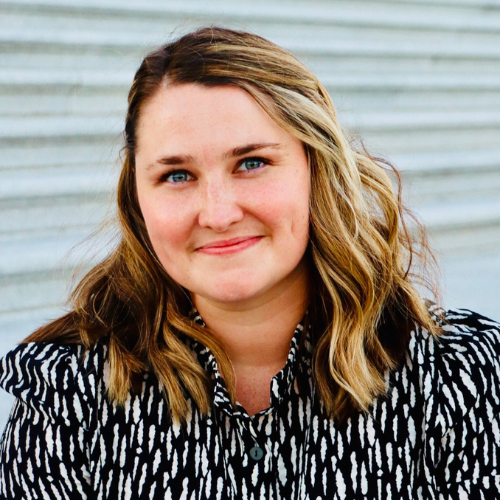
196;236;263;255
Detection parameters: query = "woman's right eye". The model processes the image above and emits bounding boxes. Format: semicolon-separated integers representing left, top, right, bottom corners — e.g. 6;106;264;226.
161;170;193;184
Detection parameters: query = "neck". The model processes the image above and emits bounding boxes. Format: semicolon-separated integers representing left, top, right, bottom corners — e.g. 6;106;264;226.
193;265;310;371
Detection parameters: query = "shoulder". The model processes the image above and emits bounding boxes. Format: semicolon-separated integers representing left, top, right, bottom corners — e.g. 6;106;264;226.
0;339;109;428
408;307;500;399
401;308;500;491
435;308;500;391
407;307;500;413
406;307;500;449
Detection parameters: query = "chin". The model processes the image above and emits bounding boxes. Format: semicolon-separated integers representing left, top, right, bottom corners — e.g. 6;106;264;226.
198;281;267;306
209;289;259;305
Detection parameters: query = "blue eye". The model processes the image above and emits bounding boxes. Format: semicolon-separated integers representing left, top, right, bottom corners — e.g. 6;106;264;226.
237;158;265;172
164;170;192;183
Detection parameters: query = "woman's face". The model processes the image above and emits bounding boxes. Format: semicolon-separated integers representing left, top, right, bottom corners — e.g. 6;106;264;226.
135;83;310;309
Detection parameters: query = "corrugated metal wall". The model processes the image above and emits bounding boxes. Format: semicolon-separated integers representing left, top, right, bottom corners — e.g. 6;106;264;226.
1;0;500;355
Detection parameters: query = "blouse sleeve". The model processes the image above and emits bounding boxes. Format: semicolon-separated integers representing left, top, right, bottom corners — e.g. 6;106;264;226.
0;342;100;499
422;309;500;497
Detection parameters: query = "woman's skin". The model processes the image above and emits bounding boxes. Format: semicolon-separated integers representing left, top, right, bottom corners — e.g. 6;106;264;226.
135;83;311;415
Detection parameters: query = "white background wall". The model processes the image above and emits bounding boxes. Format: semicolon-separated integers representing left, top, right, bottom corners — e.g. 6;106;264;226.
0;0;499;427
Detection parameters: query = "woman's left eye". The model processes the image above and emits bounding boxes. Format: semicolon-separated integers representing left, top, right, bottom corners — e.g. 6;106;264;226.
236;158;266;172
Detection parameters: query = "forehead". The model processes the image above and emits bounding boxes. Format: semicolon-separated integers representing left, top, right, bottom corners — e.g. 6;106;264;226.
134;83;301;157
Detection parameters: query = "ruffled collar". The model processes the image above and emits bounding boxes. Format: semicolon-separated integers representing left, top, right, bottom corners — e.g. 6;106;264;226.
184;312;312;419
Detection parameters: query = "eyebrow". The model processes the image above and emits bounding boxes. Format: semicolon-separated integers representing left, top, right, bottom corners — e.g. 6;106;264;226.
148;142;282;170
222;142;281;160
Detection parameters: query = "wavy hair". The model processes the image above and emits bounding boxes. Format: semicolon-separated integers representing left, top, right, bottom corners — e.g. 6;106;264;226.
26;27;440;422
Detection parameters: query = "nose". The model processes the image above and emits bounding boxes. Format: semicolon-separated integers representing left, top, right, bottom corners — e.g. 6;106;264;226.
197;178;244;232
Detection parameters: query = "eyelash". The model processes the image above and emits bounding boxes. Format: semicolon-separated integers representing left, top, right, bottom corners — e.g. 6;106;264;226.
158;157;269;184
159;170;193;184
236;157;268;172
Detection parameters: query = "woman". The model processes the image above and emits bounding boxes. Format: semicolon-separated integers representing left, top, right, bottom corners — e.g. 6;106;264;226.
0;27;499;499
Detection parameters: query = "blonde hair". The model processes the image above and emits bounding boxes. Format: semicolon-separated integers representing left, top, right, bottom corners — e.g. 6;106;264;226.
26;27;440;422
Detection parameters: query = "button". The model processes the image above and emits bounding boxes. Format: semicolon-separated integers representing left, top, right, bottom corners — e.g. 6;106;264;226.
249;445;264;461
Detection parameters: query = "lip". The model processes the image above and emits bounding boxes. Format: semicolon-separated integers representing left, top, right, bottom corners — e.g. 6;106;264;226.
196;236;263;255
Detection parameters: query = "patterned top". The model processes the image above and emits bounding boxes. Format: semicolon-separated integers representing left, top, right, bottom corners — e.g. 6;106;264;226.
0;308;499;499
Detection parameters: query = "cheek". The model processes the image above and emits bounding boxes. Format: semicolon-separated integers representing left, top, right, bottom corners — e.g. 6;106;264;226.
265;178;310;233
140;197;191;254
284;181;310;243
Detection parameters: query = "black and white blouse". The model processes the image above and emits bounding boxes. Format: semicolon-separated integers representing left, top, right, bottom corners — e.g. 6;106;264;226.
0;308;499;499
